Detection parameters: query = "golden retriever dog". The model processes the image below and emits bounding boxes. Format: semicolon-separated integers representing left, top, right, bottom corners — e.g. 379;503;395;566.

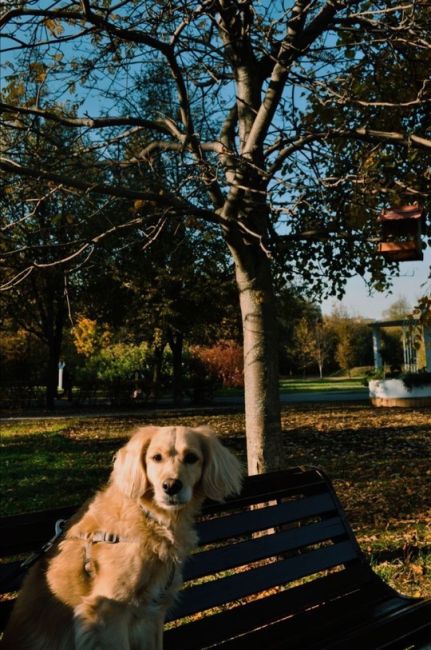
2;425;242;650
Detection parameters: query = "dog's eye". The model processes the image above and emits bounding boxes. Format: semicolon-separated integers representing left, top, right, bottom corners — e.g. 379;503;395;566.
184;452;199;464
152;453;163;463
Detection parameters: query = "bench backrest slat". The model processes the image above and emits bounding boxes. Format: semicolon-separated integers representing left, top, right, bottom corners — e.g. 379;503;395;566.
195;492;337;545
0;506;76;556
171;539;360;620
185;515;346;580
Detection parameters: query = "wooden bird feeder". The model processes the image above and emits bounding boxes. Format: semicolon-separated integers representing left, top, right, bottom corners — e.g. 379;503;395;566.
377;204;425;261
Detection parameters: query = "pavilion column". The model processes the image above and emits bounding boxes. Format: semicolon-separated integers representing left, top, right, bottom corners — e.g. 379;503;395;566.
371;325;383;371
423;324;431;372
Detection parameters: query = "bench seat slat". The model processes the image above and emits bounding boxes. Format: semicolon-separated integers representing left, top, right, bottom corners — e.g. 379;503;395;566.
184;516;346;580
213;593;430;650
318;598;431;650
170;539;358;620
164;565;390;649
195;493;337;545
209;594;416;650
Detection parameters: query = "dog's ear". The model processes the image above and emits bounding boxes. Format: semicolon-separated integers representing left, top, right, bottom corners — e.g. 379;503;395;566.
111;427;157;499
197;427;243;502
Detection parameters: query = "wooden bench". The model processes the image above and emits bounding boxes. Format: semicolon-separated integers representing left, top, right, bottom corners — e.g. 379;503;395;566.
2;467;431;649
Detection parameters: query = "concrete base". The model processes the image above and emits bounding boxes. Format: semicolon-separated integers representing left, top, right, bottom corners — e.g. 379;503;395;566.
371;396;431;407
369;379;431;408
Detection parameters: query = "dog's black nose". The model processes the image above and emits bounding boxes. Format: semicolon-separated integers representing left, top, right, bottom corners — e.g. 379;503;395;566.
162;479;183;496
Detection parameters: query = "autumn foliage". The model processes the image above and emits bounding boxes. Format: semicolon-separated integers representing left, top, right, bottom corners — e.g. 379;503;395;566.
191;340;243;388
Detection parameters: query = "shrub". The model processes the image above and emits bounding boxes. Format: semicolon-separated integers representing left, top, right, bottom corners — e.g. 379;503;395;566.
191;340;243;388
75;342;155;401
183;352;220;404
71;316;111;357
0;328;46;386
350;366;374;378
364;368;431;389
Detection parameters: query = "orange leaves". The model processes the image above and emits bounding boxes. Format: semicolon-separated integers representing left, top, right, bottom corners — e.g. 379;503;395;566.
191;341;244;388
44;18;64;37
71;315;112;357
29;62;47;84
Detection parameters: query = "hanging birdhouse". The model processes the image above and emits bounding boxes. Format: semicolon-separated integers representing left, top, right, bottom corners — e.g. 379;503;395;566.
377;204;425;261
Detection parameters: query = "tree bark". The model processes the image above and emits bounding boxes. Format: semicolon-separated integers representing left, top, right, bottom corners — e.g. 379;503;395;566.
150;341;166;401
39;274;67;410
231;242;282;475
46;340;61;409
167;330;184;406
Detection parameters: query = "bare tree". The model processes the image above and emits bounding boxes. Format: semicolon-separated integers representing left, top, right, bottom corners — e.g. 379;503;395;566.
292;317;332;378
1;1;430;472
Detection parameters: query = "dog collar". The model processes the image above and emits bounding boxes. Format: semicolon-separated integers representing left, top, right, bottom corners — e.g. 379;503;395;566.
139;505;170;529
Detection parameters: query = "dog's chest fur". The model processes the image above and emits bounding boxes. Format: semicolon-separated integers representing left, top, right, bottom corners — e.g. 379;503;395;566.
46;485;199;611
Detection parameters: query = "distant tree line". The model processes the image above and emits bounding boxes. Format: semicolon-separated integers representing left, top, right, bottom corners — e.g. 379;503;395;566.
0;277;408;408
281;303;406;379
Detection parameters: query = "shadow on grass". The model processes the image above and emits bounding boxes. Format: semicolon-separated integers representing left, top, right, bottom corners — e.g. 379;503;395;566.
280;418;431;528
2;404;431;531
1;432;125;516
2;403;430;597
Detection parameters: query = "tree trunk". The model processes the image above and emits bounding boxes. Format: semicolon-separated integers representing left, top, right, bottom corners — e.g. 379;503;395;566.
231;243;282;475
150;342;165;401
46;342;61;409
42;275;66;410
167;330;184;406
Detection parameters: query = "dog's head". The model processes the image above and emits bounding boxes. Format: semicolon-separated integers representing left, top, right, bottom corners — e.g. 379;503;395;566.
111;426;243;509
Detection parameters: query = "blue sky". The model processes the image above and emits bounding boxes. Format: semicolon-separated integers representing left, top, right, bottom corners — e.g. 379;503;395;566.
321;249;431;320
3;4;429;322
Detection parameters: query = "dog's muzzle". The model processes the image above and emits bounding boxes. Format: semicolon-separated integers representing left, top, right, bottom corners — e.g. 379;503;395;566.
162;479;183;496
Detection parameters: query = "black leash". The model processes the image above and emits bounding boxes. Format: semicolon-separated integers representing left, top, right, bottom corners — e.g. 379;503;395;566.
1;519;66;591
2;509;177;597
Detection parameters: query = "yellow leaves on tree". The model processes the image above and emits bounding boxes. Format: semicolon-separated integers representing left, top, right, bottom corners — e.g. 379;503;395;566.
0;328;30;362
71;316;111;357
44;18;64;37
29;62;47;84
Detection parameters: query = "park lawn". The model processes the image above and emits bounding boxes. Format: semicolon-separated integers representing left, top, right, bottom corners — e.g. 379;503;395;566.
218;375;366;398
279;376;366;392
1;404;431;598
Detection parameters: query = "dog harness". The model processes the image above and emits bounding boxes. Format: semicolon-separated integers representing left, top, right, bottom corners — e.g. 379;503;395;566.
11;511;177;599
72;531;133;576
69;506;167;575
71;510;177;598
71;529;177;603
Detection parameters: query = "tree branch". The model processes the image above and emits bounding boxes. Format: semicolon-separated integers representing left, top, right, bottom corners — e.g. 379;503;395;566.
243;0;342;157
0;6;170;53
268;127;431;179
0;103;174;136
0;157;220;224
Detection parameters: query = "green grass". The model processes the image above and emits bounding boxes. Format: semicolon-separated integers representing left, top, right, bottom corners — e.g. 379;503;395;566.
2;429;115;515
0;417;133;515
217;376;366;397
279;376;366;392
2;404;431;598
0;413;242;516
